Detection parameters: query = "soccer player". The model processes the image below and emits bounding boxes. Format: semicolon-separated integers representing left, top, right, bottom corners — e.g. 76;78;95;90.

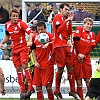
52;3;80;100
0;65;6;95
0;8;34;99
85;59;100;100
32;21;54;100
72;17;96;100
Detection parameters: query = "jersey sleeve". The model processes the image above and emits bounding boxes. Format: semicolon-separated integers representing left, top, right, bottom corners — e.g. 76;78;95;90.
73;26;83;54
5;23;10;36
96;31;100;45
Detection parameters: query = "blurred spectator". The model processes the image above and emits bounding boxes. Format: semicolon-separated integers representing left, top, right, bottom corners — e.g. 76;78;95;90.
14;3;22;19
46;3;55;23
29;3;47;25
95;7;100;21
73;3;92;22
0;3;9;24
2;39;12;60
26;3;31;22
69;3;75;11
56;3;62;14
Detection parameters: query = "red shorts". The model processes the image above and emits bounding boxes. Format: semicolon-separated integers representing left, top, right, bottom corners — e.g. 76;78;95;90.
73;58;92;80
53;46;73;68
33;66;54;86
12;47;29;68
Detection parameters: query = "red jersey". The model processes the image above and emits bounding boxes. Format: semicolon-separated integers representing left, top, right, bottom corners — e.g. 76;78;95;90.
52;14;72;49
72;26;96;58
32;32;54;69
5;19;33;51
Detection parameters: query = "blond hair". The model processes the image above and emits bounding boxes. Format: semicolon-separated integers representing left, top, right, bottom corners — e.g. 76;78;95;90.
83;17;93;25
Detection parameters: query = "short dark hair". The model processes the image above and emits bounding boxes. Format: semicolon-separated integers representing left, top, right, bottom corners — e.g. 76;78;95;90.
10;8;19;16
59;3;70;9
36;21;46;28
30;25;37;32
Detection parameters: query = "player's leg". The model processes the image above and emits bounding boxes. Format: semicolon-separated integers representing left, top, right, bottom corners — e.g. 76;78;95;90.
13;52;26;100
84;78;90;91
21;48;34;97
36;86;44;100
0;66;6;95
54;67;63;100
46;85;54;100
24;64;35;100
67;66;81;100
44;66;54;100
76;79;84;100
53;47;65;100
73;61;84;100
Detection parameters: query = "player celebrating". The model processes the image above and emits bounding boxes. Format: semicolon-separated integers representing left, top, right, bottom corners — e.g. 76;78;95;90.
52;3;80;100
72;17;96;100
32;21;54;100
0;8;34;99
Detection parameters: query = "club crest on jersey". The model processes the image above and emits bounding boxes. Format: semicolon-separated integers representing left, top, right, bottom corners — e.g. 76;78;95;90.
56;21;60;25
14;27;17;31
76;30;79;34
87;35;90;39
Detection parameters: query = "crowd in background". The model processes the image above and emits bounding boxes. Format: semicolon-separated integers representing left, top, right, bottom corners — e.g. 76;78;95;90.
1;2;100;24
0;2;100;100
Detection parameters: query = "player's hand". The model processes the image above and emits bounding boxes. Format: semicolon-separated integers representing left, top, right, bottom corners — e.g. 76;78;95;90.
27;41;32;47
65;11;74;22
35;61;40;68
1;89;6;95
42;43;49;49
78;53;85;63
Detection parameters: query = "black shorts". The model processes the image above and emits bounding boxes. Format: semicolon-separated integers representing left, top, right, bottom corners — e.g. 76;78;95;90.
85;78;100;99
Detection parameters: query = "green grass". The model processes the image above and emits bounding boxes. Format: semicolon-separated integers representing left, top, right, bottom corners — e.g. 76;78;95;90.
0;98;75;100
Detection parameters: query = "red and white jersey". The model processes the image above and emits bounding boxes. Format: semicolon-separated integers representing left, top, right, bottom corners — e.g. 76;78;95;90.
5;19;33;51
32;32;54;69
72;26;96;58
52;14;72;49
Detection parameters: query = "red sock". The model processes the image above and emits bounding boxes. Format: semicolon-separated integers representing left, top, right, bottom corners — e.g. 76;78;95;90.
68;71;76;92
17;72;25;93
77;86;84;100
37;90;44;100
55;72;62;93
25;68;33;90
48;91;54;100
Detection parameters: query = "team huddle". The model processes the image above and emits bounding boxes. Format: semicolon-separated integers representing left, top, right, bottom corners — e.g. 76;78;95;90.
0;3;100;100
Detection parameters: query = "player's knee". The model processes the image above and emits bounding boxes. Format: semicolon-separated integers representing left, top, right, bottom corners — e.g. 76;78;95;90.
67;66;74;72
22;63;28;69
36;86;42;91
76;80;82;86
46;86;52;93
58;67;64;74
